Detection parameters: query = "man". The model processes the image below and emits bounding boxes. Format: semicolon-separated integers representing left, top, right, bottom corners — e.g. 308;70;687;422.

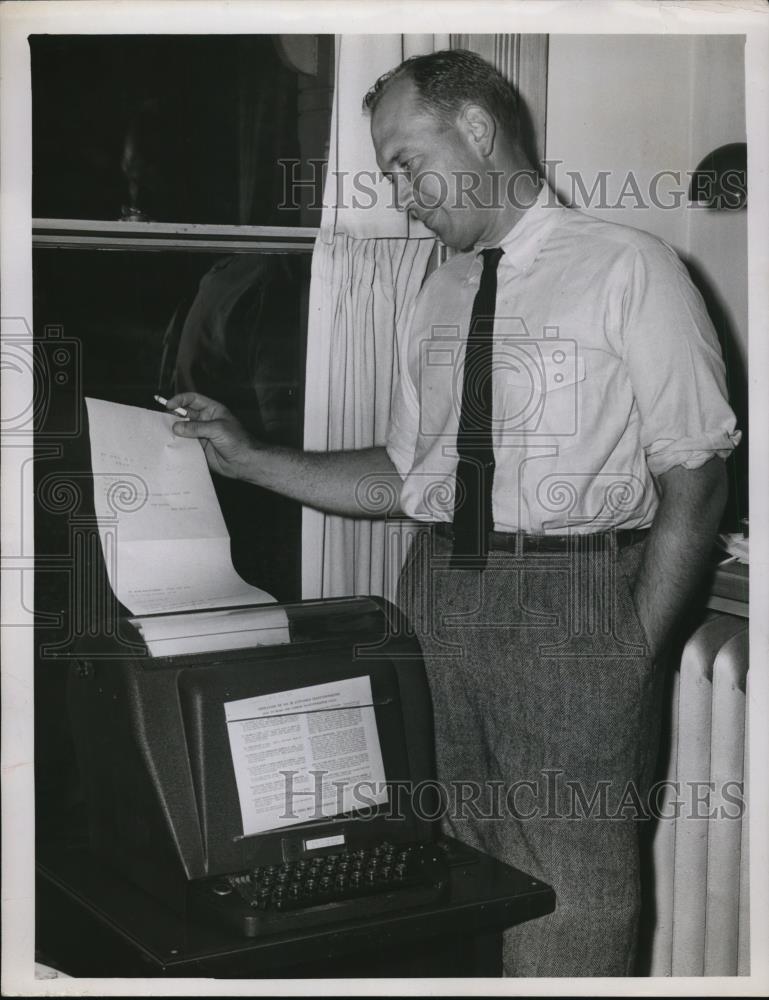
167;50;739;976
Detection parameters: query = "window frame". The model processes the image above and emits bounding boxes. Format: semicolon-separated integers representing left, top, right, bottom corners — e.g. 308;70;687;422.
32;220;318;254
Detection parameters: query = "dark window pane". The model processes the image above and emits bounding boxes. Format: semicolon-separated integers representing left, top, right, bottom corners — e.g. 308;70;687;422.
34;248;310;623
30;35;332;226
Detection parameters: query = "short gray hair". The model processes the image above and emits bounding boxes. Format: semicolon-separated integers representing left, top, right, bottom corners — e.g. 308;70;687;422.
363;49;520;139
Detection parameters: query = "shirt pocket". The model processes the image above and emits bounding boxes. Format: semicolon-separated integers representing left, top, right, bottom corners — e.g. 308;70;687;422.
502;342;585;389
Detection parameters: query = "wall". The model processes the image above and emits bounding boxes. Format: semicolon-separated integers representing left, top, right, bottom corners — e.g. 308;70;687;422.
546;39;750;973
546;34;746;361
546;33;748;519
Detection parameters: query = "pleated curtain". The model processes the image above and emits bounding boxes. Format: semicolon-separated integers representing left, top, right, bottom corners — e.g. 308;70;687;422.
301;32;549;600
301;35;445;600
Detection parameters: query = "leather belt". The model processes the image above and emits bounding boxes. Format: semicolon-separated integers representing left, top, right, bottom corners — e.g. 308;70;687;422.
431;521;650;554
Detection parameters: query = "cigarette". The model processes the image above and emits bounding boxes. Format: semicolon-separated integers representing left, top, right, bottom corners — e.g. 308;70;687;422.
153;394;188;418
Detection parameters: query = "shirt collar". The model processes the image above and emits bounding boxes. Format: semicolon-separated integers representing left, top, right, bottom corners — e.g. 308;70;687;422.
476;183;566;276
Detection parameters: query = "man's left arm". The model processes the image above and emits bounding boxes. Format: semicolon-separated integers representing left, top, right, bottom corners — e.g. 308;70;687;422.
631;456;728;661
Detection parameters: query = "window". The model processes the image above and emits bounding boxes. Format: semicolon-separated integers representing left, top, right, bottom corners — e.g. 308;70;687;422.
32;33;334;841
31;34;332;226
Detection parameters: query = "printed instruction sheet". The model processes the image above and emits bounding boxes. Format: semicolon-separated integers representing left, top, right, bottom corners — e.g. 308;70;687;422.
224;676;388;836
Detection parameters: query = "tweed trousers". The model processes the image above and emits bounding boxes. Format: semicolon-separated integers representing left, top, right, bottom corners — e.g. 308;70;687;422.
396;528;666;977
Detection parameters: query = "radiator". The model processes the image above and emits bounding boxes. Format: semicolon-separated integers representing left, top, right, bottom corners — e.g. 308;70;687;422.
648;613;750;976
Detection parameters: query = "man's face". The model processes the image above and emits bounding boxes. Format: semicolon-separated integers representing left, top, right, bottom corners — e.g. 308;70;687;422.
371;77;487;251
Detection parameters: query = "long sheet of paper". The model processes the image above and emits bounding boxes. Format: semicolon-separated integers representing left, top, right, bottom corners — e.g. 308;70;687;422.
85;398;287;636
224;677;388;837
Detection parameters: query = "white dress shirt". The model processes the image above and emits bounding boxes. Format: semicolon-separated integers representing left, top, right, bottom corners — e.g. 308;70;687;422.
386;185;741;533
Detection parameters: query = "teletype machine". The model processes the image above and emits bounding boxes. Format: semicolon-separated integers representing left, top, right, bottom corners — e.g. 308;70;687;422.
38;595;556;977
36;400;554;976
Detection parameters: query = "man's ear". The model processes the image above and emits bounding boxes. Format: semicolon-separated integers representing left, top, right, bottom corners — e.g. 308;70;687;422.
458;103;497;157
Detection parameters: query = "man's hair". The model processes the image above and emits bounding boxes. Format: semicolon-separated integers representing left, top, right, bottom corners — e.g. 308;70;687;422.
362;49;519;138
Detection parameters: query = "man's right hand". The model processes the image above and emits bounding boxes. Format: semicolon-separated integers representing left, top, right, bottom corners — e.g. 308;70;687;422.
166;393;256;480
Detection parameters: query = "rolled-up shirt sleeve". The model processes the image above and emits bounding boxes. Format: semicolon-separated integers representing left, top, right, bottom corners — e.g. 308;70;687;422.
620;239;741;476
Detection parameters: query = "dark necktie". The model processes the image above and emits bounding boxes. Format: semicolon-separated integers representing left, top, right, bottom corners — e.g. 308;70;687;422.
452;247;504;569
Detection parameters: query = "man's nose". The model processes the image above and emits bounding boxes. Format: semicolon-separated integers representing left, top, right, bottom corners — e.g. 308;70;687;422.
392;172;414;213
